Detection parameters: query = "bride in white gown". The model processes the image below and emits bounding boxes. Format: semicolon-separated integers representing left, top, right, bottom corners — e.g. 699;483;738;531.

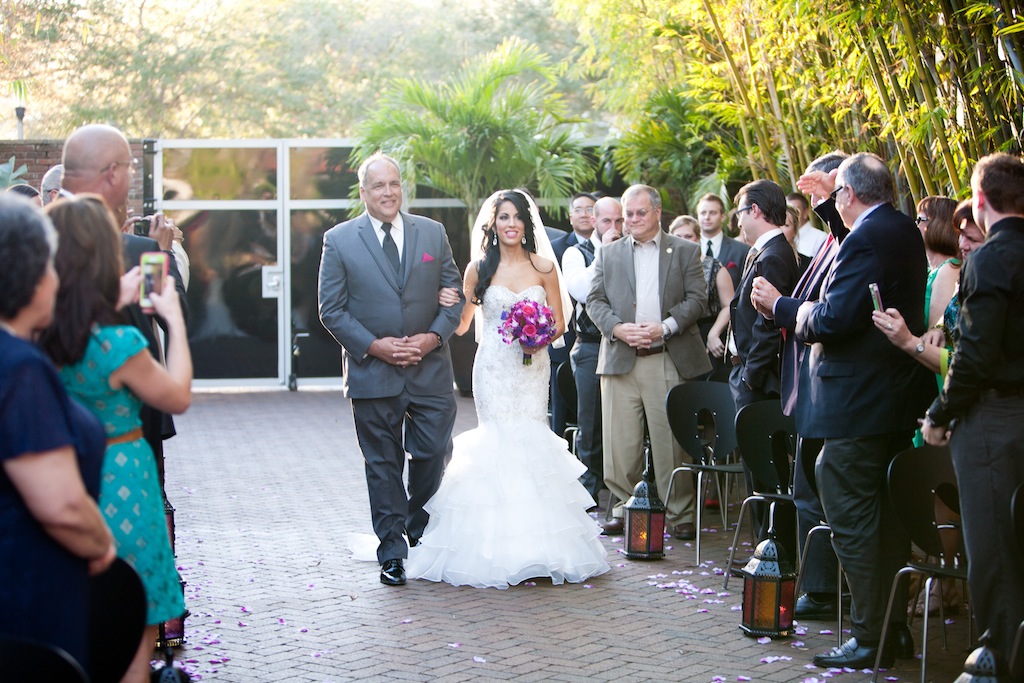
406;189;609;589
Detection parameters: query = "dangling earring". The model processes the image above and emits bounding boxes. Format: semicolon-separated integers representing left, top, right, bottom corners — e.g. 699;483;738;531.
521;236;527;245
491;233;498;246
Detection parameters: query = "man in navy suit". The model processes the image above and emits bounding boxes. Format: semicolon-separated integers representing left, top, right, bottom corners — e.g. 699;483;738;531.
784;153;934;669
318;153;464;586
549;192;596;437
751;151;848;620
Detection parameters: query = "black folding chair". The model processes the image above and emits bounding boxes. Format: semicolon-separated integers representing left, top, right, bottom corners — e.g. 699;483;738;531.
872;444;970;683
665;381;742;565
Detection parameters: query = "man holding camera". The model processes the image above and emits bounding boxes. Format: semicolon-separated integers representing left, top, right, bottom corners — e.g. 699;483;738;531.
61;123;189;471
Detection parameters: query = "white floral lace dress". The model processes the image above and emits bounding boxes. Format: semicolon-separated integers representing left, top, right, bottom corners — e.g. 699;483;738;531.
406;285;609;588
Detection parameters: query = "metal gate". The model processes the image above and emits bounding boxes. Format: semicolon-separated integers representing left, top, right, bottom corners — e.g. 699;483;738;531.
153;139;469;387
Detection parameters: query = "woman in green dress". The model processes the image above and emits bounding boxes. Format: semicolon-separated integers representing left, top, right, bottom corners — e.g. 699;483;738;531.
39;194;192;683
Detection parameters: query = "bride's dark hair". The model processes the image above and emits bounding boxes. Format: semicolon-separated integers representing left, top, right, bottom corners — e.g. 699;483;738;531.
472;190;539;304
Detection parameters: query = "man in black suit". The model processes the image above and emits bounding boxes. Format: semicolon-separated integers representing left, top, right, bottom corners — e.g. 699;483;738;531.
923;153;1024;674
727;180;798;411
789;153;934;669
697;192;750;290
549;192;596;437
751;151;848;620
62;124;189;473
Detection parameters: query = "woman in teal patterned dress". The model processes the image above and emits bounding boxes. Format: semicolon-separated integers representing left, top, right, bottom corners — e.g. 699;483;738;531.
39;195;192;683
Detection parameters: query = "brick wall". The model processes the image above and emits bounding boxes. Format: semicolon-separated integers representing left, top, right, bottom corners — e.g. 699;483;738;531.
0;138;147;213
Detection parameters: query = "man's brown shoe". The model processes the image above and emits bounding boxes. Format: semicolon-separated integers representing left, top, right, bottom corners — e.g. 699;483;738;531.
671;523;696;540
601;518;625;535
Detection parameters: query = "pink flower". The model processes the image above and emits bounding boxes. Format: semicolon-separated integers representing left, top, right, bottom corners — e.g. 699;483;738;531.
421;252;435;263
726;261;738;269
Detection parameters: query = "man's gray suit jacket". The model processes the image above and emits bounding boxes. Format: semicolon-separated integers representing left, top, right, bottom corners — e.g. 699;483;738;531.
318;211;463;399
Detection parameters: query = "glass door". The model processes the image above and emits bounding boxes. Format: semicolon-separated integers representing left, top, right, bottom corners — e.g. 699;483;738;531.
156;141;285;385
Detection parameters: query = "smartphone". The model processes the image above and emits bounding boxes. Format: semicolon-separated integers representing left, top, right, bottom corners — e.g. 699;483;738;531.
869;282;884;312
133;217;151;237
140;252;168;313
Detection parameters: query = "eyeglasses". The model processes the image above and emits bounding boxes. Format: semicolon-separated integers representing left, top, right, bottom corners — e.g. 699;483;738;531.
830;185;847;201
735;205;754;215
915;215;929;226
101;158;139;174
624;209;651;220
571;206;594;215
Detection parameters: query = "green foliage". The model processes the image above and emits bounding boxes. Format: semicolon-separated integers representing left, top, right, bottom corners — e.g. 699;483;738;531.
611;87;742;214
0;0;585;139
352;37;594;227
558;0;1024;206
0;156;29;189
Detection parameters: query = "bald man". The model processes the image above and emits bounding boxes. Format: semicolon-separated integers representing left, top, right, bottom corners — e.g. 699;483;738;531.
62;124;189;477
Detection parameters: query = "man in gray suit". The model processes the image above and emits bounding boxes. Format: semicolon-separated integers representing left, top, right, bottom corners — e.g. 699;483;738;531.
318;153;464;586
587;184;710;539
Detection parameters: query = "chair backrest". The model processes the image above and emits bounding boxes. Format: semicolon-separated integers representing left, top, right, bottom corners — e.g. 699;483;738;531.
1013;482;1024;557
555;361;578;424
89;557;148;683
734;400;797;496
886;444;959;561
666;381;738;464
0;634;89;682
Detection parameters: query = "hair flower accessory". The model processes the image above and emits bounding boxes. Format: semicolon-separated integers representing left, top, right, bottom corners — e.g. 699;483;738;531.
498;299;557;366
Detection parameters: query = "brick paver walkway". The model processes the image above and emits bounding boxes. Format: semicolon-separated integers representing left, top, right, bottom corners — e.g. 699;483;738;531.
161;389;971;682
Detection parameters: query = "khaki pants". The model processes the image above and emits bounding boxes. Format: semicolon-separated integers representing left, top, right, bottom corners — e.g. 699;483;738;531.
601;353;694;525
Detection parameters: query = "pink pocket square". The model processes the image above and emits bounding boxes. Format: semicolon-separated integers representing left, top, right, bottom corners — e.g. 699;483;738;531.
421;252;435;263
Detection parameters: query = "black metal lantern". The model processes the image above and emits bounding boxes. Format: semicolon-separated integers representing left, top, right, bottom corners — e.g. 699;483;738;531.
739;511;797;638
624;437;666;560
954;630;1008;683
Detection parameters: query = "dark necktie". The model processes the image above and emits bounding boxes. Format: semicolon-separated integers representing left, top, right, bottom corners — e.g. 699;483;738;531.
578;238;595;257
381;222;401;275
706;240;713;258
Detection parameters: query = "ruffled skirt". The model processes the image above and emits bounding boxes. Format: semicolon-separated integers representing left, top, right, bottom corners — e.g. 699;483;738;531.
406;418;609;589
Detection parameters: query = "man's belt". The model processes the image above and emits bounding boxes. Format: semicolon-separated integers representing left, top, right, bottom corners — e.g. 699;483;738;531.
636;346;666;357
576;332;602;344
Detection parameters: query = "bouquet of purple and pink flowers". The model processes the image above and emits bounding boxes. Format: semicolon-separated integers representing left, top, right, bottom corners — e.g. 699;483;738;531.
498;299;557;366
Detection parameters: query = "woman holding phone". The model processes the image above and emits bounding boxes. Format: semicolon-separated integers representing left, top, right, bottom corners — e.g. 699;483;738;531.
39;194;192;683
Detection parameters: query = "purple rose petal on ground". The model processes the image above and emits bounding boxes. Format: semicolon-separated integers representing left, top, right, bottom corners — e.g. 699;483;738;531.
299;627;308;633
401;618;412;624
237;622;247;627
448;643;461;648
473;656;486;663
757;637;771;644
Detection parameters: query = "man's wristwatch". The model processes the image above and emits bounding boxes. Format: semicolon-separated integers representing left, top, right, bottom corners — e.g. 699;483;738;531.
914;339;926;354
433;332;443;348
661;323;672;340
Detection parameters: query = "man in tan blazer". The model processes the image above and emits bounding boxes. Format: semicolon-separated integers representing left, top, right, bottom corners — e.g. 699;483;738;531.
587;184;710;538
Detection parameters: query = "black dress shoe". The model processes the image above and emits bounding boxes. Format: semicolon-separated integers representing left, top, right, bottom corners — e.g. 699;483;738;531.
795;593;838;620
886;622;915;659
601;518;624;536
812;637;893;669
380;559;406;586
